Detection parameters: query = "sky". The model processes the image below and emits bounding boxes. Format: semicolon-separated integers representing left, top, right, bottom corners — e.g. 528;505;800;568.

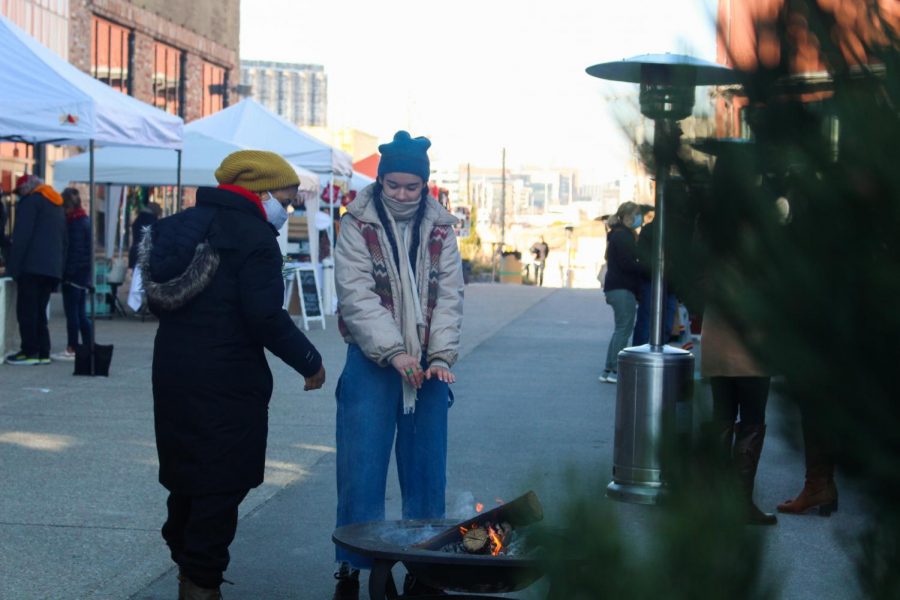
241;0;718;183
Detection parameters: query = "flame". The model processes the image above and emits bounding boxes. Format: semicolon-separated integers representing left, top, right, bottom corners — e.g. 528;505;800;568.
487;524;504;556
459;526;468;535
475;502;484;512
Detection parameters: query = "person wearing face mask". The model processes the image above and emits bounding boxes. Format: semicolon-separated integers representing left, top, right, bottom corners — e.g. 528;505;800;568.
332;131;464;599
139;150;326;599
599;201;643;384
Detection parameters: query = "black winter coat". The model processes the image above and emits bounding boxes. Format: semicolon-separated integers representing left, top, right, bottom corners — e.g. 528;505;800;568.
143;186;323;495
603;224;641;295
64;214;92;287
7;191;66;280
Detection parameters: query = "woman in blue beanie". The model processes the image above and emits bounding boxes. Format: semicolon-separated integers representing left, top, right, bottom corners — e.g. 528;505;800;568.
332;131;464;598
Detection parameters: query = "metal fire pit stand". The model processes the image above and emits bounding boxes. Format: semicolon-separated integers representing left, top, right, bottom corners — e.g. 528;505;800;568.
333;520;549;600
585;55;740;504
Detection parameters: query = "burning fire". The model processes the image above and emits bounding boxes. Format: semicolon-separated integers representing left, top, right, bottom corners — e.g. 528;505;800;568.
475;502;484;513
486;524;504;556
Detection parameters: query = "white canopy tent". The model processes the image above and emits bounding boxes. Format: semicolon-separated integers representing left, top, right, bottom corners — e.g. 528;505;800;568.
186;99;352;176
0;14;183;148
0;14;183;361
187;99;353;314
52;131;319;191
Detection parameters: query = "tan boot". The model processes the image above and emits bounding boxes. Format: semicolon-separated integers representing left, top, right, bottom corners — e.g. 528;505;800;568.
734;423;777;526
777;421;838;516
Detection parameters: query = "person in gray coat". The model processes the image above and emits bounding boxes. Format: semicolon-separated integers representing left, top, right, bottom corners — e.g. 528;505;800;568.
5;174;66;366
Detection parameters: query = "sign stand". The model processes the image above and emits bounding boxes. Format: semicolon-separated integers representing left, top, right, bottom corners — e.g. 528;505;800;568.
283;263;326;331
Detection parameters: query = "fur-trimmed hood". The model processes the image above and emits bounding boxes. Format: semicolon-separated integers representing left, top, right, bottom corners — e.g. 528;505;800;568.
138;207;220;312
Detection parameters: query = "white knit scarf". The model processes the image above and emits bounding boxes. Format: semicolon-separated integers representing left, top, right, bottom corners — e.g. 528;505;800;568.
382;194;425;413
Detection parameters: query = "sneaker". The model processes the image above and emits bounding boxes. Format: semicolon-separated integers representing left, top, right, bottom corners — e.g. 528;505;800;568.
599;370;617;384
5;352;40;366
38;357;52;365
52;349;77;361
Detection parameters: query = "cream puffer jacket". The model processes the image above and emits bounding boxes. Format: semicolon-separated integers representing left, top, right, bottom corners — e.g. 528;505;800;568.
335;184;464;368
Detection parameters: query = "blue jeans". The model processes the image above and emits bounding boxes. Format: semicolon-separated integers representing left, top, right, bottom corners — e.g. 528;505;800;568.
604;289;637;372
335;344;449;569
62;283;93;348
632;280;677;346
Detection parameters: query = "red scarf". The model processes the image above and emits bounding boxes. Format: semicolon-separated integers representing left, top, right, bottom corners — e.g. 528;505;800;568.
217;184;266;219
66;206;87;223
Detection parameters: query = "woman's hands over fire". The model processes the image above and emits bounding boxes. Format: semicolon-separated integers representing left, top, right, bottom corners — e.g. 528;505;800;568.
391;353;425;389
425;365;455;384
391;353;456;386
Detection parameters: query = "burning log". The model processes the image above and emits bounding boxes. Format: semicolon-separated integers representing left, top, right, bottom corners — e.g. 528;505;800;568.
413;491;543;553
462;527;490;553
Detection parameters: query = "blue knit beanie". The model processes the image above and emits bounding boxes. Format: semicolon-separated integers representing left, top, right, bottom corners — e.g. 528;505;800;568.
377;131;431;182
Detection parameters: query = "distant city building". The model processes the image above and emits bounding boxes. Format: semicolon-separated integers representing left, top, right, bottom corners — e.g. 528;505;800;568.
241;60;328;128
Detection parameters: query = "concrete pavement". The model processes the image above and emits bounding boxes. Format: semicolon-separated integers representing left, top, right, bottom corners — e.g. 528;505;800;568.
0;283;864;599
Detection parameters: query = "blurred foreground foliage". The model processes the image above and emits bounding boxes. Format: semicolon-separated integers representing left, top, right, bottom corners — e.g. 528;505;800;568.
538;1;900;597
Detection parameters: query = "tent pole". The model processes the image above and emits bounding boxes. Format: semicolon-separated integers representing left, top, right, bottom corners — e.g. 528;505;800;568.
89;140;96;374
175;149;183;212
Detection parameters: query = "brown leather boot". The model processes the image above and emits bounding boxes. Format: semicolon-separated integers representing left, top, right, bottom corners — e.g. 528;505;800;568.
734;423;777;526
777;418;838;516
777;462;838;516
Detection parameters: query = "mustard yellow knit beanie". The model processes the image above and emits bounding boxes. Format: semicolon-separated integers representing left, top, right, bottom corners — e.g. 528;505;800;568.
214;150;300;192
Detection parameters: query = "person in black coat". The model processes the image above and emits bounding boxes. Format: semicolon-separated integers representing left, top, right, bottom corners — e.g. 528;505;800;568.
5;174;66;365
53;188;93;360
139;150;326;598
600;201;643;383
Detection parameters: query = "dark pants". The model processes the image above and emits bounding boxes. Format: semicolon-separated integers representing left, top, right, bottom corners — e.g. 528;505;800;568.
16;273;56;358
711;376;771;425
161;489;250;589
632;280;677;346
62;284;92;348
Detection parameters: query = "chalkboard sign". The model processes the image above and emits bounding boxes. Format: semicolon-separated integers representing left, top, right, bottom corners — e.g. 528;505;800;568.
299;268;321;318
283;264;326;331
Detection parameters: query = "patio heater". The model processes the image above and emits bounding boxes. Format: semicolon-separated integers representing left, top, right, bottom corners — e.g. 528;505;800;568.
586;54;740;504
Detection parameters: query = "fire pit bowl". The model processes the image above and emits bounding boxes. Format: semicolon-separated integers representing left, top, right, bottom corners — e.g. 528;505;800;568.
333;519;552;599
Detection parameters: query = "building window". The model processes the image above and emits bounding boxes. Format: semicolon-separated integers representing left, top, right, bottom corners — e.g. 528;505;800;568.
202;62;227;116
153;41;183;116
2;0;69;57
91;16;132;94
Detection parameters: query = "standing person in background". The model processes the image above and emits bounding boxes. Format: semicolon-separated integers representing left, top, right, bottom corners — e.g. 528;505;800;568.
332;131;464;599
5;174;66;366
53;188;92;361
530;236;550;286
632;207;678;346
599;201;642;384
141;150;326;599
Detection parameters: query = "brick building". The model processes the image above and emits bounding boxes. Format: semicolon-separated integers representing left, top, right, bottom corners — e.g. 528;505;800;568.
715;0;900;138
0;0;240;190
69;0;240;123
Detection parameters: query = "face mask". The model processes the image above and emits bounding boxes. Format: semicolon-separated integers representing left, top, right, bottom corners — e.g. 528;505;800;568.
381;192;420;221
632;214;643;229
263;193;289;230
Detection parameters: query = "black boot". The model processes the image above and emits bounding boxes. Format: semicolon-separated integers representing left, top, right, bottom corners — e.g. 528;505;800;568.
734;423;777;526
333;563;360;600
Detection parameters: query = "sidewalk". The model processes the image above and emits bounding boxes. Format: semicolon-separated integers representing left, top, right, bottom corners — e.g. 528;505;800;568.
0;284;864;599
